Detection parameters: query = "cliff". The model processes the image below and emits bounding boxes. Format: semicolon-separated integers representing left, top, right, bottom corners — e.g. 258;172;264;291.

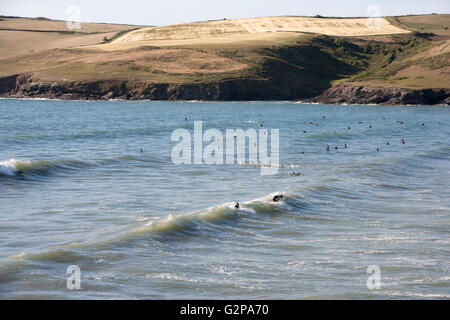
308;83;450;105
0;16;449;105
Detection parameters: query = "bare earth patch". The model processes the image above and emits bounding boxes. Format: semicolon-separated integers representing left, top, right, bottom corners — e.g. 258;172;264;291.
90;16;409;51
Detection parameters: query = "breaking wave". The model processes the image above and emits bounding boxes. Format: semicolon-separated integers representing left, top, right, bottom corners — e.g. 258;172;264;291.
0;158;90;178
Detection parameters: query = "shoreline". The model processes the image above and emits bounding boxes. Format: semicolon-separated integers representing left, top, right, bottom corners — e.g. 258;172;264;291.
1;74;448;106
1;96;449;107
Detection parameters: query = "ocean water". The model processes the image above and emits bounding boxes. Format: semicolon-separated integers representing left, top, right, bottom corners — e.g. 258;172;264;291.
0;99;449;299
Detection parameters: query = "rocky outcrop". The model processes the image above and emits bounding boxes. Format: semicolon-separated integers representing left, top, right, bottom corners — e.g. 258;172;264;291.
0;74;19;94
0;74;317;101
308;83;450;105
1;74;449;105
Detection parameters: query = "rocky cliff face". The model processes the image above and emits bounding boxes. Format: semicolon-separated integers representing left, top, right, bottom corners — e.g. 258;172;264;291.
1;74;449;105
308;83;450;105
0;73;317;101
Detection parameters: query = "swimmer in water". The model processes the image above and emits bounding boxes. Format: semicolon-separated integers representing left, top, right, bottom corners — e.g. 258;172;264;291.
273;195;283;202
235;202;240;210
326;145;330;152
140;148;143;153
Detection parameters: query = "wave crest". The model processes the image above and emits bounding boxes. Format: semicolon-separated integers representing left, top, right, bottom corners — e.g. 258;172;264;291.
0;159;30;176
0;158;90;177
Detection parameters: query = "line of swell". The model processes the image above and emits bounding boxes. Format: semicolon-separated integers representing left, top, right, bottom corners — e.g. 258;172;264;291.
6;191;311;265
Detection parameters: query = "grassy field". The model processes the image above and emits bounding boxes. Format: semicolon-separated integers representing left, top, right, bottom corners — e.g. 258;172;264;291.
0;17;141;57
393;14;450;37
91;32;309;51
0;14;448;91
0;46;255;83
347;38;450;88
0;16;139;32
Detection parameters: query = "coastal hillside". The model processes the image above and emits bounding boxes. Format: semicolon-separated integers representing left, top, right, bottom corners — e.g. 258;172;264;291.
94;16;409;51
0;14;448;104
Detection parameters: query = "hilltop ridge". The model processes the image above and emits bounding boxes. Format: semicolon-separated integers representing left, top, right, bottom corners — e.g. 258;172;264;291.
0;14;448;104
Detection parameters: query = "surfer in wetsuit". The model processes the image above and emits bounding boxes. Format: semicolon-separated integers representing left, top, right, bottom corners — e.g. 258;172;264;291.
235;202;240;210
273;195;283;202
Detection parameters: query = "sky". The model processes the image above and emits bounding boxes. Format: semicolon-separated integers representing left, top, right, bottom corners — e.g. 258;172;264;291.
0;0;449;26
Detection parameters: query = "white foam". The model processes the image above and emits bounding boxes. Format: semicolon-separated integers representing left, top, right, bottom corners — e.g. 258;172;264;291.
0;159;20;176
0;158;32;176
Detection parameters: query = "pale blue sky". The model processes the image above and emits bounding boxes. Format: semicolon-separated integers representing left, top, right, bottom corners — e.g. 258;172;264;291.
1;0;449;26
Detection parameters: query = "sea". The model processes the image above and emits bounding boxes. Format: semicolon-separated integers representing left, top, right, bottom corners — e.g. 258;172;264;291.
0;98;449;299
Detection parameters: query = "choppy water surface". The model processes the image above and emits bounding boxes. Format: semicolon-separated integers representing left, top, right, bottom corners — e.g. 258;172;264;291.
0;99;449;299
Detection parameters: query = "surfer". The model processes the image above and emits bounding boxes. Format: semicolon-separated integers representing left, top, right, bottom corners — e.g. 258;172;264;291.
273;195;283;202
235;202;240;210
140;148;144;153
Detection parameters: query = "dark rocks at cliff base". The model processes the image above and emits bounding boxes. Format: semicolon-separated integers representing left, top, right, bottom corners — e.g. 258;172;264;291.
1;74;449;105
309;83;450;106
